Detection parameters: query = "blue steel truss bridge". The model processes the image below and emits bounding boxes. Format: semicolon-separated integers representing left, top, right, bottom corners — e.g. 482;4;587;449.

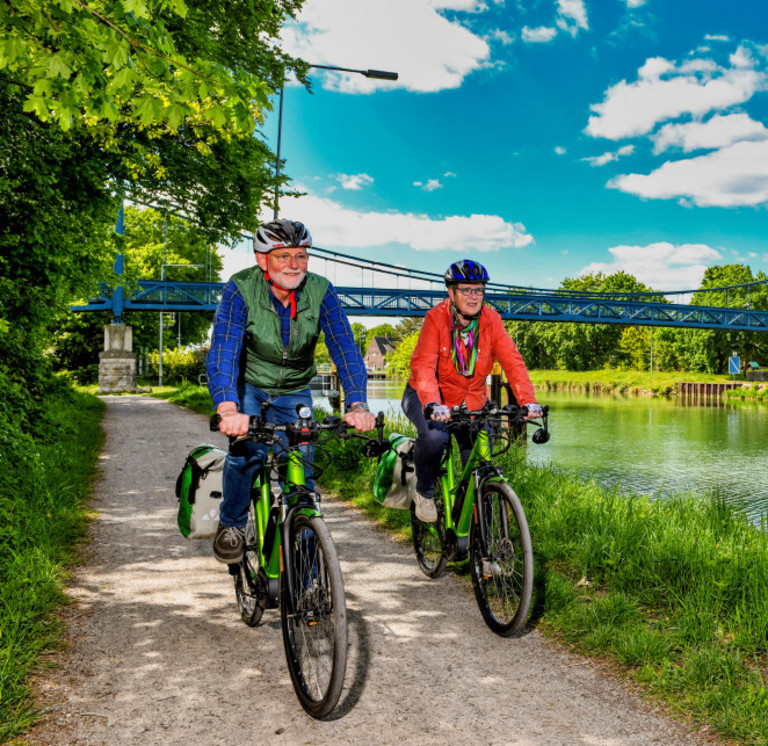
71;245;768;333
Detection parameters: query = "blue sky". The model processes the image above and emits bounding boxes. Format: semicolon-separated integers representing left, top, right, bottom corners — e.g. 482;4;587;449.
224;0;768;294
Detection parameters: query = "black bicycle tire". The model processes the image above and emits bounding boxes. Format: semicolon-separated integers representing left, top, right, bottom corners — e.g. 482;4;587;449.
235;509;263;627
280;514;347;719
411;492;448;579
469;482;533;636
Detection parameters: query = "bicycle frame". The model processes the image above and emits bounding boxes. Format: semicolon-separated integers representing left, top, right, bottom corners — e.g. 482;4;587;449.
436;424;507;560
247;442;323;613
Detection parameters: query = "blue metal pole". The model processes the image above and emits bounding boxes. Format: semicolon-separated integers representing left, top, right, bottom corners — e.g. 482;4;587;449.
112;203;125;324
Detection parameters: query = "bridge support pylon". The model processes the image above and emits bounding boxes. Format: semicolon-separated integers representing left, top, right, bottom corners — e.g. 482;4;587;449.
98;324;137;394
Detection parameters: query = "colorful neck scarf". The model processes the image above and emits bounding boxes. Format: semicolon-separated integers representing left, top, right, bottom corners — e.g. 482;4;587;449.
450;307;478;376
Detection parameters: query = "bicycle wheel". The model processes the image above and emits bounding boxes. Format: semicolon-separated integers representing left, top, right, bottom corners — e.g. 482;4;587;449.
281;514;347;719
235;507;263;627
411;493;448;579
470;481;533;636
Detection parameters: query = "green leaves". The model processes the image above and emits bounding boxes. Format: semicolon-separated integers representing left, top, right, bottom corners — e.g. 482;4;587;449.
1;0;279;137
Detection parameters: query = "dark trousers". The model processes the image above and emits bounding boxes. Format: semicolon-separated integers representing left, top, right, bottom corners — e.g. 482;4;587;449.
401;384;474;498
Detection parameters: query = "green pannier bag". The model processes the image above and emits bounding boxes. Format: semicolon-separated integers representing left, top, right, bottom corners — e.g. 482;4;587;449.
175;444;227;539
372;433;416;510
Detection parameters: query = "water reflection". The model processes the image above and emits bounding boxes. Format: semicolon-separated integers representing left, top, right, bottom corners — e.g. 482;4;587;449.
527;391;768;522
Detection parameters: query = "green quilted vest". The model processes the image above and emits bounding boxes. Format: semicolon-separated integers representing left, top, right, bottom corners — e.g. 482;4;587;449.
232;267;329;394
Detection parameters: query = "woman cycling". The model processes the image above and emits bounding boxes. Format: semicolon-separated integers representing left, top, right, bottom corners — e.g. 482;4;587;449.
401;259;542;522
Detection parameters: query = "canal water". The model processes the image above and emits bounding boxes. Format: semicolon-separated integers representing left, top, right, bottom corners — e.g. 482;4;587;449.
316;381;768;521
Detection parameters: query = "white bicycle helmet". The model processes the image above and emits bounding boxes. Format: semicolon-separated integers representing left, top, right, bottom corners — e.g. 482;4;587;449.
254;220;312;253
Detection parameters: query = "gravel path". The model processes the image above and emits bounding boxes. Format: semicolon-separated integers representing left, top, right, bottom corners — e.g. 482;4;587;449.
27;395;718;746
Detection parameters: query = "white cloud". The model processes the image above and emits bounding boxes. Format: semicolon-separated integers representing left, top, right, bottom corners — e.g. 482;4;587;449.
414;178;444;191
336;173;374;190
555;145;566;155
705;34;730;42
556;0;588;37
609;139;768;207
624;0;645;7
443;171;457;178
585;46;766;140
582;144;635;166
282;0;491;93
489;29;515;45
274;191;534;253
651;113;768;153
522;26;558;43
579;242;722;291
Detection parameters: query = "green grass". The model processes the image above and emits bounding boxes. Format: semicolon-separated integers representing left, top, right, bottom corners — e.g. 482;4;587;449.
0;386;105;743
529;368;736;396
723;384;768;402
146;381;215;414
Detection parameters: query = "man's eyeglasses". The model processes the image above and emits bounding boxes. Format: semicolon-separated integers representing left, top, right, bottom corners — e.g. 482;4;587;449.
455;286;485;297
271;252;309;264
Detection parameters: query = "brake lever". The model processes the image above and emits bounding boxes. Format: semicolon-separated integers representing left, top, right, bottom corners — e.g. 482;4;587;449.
532;405;550;444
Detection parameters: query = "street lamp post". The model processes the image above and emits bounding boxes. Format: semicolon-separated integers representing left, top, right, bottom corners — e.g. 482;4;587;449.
159;263;204;386
273;63;398;220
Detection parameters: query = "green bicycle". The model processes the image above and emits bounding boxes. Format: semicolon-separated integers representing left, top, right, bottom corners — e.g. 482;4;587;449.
211;405;388;718
411;402;550;636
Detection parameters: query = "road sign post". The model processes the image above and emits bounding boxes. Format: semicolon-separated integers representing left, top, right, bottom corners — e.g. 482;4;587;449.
729;355;740;379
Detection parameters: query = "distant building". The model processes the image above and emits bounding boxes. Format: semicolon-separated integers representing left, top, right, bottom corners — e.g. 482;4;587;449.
364;336;395;371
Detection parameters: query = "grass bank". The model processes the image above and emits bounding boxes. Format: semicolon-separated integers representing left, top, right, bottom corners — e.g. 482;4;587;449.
0;385;104;743
529;369;735;396
316;411;768;745
723;383;768;402
144;381;215;414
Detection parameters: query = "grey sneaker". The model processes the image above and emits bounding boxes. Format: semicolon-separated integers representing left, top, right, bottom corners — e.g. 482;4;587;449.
413;492;437;523
213;524;245;564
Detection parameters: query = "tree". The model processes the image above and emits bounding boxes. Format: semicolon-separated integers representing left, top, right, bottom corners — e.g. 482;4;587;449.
393;317;423;340
0;2;306;423
677;264;768;373
1;0;308;241
385;332;419;379
551;271;654;370
504;321;559;370
0;80;117;425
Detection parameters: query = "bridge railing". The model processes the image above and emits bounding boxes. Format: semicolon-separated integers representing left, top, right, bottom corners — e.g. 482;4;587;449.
70;280;768;332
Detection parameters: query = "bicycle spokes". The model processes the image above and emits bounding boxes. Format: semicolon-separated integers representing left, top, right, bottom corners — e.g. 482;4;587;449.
281;516;346;718
470;483;533;636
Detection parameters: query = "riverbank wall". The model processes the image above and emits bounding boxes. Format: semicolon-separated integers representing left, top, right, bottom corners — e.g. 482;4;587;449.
679;381;741;396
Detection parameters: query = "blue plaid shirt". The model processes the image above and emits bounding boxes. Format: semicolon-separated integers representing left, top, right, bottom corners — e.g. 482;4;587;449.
207;278;367;407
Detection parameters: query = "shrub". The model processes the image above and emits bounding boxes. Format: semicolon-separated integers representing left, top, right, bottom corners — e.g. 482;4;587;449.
147;346;207;384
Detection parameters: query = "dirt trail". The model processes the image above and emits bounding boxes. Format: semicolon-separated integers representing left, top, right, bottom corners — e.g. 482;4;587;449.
27;395;717;746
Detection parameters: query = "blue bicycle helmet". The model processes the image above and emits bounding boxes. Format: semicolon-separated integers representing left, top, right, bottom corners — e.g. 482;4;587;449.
444;259;489;286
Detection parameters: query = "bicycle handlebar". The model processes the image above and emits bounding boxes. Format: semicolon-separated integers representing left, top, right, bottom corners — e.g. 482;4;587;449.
446;401;551;444
209;408;390;457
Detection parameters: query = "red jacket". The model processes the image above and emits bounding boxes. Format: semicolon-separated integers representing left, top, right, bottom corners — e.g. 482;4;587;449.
408;299;537;410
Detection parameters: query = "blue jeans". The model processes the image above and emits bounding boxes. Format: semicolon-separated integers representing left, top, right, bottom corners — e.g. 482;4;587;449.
220;383;314;528
401;384;474;498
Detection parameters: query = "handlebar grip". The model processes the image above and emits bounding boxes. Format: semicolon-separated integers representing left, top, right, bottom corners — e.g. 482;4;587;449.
210;413;221;432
